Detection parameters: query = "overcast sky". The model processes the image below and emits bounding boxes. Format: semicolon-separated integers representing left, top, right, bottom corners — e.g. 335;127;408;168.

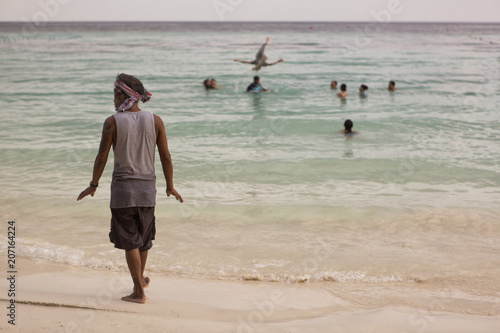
1;0;499;22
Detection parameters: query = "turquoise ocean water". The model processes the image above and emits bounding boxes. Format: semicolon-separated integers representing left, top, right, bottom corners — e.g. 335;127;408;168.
1;23;500;297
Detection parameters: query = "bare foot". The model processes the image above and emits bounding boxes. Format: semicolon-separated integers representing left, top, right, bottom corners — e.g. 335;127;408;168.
121;292;146;304
133;276;150;293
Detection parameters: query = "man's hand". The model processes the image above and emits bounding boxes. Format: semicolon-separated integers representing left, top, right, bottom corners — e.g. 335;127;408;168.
167;188;183;203
77;186;97;201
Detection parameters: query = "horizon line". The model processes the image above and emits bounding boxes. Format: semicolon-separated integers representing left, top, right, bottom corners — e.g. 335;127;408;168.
0;20;499;24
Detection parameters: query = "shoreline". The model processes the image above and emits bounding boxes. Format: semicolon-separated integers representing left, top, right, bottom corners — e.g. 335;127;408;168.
2;260;499;332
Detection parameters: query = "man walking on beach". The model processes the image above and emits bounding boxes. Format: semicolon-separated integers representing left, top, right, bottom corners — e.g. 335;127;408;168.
77;73;183;303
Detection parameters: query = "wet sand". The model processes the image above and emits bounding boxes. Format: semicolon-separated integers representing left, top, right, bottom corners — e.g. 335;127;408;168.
2;260;499;333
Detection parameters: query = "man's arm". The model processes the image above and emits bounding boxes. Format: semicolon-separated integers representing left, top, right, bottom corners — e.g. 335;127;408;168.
264;59;283;67
154;114;183;202
77;116;115;201
234;59;253;64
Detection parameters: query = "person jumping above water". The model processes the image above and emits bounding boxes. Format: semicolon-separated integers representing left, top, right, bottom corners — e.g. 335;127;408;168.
234;37;283;71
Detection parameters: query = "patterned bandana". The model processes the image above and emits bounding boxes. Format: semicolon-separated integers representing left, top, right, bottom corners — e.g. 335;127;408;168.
114;79;152;112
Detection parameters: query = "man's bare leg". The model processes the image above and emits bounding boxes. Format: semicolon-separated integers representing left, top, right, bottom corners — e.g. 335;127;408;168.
122;248;146;303
132;250;150;293
140;250;150;288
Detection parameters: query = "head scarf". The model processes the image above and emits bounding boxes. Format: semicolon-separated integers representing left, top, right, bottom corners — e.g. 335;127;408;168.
114;79;152;112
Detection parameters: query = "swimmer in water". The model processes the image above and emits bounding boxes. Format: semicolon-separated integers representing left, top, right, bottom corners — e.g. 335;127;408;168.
338;119;358;135
246;76;268;92
337;83;347;98
234;37;283;71
209;78;219;89
203;78;219;89
330;80;338;89
359;84;368;97
388;80;398;91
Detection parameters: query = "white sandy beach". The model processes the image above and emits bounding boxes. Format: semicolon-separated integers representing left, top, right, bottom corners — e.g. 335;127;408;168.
1;260;499;333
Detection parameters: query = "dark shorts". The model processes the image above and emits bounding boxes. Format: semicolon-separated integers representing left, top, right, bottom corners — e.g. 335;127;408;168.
109;207;156;252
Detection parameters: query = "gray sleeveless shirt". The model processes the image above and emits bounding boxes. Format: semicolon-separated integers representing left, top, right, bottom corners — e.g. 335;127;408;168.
110;110;156;208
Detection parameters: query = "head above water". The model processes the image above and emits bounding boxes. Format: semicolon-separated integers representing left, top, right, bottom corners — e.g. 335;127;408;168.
254;76;260;83
359;84;368;92
344;119;353;132
203;78;217;89
340;83;347;92
388;80;396;90
330;80;338;89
